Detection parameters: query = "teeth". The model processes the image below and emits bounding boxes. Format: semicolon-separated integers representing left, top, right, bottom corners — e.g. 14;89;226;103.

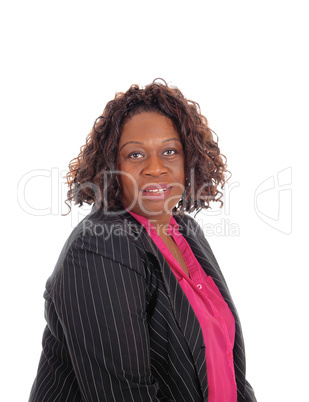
144;188;167;193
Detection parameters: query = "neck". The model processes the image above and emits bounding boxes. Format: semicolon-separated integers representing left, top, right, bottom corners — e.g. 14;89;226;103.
148;213;172;237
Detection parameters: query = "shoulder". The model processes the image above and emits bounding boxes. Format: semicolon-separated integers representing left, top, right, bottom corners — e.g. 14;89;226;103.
47;207;148;288
174;212;205;239
174;212;217;262
78;207;143;259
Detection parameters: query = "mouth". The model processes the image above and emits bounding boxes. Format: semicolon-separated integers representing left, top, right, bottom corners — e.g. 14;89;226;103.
141;184;173;199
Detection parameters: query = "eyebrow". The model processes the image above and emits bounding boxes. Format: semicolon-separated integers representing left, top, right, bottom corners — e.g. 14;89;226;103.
119;137;181;151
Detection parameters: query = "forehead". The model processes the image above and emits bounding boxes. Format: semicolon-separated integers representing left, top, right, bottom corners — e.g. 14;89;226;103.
119;112;179;144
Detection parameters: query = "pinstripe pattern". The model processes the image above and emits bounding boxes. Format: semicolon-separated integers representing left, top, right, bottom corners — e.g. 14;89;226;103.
29;206;256;402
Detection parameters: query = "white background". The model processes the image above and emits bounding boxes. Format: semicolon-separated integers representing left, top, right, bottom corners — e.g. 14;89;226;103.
1;1;308;400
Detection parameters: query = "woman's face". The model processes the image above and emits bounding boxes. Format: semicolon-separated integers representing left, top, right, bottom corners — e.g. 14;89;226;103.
117;112;185;222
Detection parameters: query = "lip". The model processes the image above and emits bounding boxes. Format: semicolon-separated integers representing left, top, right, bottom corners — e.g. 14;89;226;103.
141;183;173;200
142;183;171;192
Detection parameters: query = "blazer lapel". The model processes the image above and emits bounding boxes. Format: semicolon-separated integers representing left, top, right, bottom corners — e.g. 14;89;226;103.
120;211;208;398
175;214;247;399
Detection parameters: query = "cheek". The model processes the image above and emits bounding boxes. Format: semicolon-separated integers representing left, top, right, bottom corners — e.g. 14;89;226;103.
174;161;185;184
120;176;132;192
118;168;138;196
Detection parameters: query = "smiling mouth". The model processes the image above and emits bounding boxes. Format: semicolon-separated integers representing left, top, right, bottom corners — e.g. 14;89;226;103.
143;188;169;193
142;184;172;193
141;184;173;198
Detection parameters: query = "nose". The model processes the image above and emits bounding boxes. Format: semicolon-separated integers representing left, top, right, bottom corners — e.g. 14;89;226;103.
142;154;167;177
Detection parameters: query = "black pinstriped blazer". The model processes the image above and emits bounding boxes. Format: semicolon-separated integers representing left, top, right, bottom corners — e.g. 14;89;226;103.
29;205;256;402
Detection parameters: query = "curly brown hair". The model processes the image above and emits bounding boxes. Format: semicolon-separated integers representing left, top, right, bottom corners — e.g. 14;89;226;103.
64;79;229;215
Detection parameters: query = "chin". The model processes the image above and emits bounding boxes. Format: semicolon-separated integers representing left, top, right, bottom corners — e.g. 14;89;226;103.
138;199;178;217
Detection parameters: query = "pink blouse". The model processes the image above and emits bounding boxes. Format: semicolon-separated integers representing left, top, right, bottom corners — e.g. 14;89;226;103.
128;210;237;402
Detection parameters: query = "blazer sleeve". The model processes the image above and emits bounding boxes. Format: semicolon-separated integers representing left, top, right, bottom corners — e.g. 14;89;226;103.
245;379;257;402
46;238;162;402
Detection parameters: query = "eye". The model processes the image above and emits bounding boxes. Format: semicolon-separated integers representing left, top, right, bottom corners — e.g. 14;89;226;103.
128;152;143;159
163;149;177;156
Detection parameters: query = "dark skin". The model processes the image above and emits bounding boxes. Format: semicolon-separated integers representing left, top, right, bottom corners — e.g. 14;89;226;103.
117;112;189;277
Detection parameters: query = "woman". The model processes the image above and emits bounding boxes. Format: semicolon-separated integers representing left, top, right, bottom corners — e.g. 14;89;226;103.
29;79;257;401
